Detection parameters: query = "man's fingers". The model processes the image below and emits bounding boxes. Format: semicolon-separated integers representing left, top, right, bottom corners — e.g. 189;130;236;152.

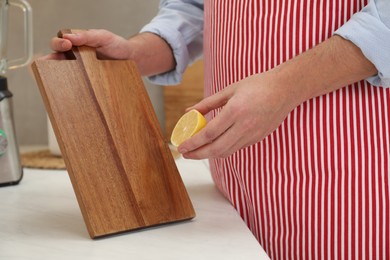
61;29;114;48
182;124;245;159
178;104;235;153
188;86;234;115
50;37;72;52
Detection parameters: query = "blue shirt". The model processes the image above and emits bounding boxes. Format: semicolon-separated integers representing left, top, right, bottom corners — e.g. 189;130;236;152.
141;0;390;87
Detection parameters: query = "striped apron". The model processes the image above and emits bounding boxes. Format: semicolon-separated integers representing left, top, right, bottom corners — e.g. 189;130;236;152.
203;0;390;259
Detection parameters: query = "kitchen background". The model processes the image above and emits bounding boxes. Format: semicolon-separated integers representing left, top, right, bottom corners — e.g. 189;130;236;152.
6;0;162;146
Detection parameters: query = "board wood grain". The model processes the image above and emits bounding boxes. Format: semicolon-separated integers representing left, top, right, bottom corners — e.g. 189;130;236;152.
31;30;195;238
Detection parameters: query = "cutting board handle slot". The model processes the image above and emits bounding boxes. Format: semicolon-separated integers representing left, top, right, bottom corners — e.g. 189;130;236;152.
57;29;98;61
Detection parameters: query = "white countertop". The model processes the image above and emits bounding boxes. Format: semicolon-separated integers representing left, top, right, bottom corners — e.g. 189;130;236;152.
0;158;269;260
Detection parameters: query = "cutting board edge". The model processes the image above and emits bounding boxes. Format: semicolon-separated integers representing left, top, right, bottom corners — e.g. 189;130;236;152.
90;214;196;239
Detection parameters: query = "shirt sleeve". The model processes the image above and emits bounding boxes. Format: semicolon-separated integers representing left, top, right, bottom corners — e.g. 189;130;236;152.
140;0;204;86
334;0;390;87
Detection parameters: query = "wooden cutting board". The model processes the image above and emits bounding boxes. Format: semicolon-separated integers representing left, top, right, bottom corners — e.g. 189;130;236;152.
31;30;195;238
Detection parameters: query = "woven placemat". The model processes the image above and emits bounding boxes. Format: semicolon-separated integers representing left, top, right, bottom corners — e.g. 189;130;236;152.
21;146;181;170
21;149;66;170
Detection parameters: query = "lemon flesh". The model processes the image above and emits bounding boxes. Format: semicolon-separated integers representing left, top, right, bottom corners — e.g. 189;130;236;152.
170;109;207;147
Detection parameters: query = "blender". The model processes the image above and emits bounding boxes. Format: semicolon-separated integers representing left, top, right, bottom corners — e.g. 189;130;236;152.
0;0;32;186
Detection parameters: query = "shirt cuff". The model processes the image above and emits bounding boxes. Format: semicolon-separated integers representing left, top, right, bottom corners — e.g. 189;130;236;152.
140;22;190;86
335;11;390;87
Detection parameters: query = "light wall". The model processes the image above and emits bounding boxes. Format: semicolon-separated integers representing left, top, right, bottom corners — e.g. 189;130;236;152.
5;0;162;145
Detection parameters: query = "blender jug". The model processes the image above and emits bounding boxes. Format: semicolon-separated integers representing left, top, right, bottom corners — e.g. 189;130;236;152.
0;0;32;186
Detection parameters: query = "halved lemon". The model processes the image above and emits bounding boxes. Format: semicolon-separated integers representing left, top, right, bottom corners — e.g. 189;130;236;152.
170;109;207;147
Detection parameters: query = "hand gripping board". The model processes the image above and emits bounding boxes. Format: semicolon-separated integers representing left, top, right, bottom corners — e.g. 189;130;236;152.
31;30;195;238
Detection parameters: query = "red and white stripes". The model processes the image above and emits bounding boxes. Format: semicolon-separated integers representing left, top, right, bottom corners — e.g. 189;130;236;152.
203;0;390;259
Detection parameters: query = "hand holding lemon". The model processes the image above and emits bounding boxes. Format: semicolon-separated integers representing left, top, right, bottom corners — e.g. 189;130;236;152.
170;109;207;147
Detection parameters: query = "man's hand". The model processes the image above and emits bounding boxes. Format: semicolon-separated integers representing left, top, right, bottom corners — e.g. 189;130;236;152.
49;29;134;60
48;29;176;77
178;70;298;159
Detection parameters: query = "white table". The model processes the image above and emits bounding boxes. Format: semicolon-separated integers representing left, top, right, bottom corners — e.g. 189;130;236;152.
0;158;269;259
